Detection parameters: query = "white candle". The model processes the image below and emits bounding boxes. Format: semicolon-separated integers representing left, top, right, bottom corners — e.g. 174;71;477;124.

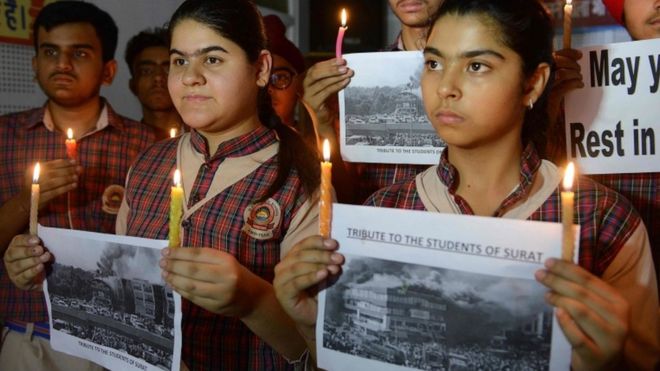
335;9;348;60
30;163;40;235
170;128;177;138
563;0;573;49
561;162;575;261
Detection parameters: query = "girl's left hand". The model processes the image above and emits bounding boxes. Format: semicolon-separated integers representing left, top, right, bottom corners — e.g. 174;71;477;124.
535;258;629;371
160;247;257;317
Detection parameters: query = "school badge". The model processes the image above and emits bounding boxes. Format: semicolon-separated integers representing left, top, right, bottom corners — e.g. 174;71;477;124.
242;198;282;240
101;184;124;215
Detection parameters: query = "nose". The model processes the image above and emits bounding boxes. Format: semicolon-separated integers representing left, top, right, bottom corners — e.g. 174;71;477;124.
181;63;204;86
436;68;461;101
56;52;73;71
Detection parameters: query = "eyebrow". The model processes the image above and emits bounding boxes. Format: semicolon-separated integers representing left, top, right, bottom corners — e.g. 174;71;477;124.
39;42;94;50
423;46;505;60
169;45;228;57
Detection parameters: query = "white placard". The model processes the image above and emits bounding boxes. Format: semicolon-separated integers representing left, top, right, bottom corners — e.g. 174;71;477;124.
317;205;574;371
565;38;659;174
339;51;444;165
40;226;181;371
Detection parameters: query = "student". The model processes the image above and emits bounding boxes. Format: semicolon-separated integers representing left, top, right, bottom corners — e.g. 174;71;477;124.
115;1;319;369
548;0;659;288
302;0;444;203
0;1;154;369
274;0;659;369
263;15;305;128
125;27;184;140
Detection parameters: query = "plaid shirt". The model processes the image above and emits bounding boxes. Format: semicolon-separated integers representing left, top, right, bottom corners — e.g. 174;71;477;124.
0;101;154;323
365;145;641;276
124;127;310;370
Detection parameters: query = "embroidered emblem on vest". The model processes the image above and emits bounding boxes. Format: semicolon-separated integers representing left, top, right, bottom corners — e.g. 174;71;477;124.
102;184;124;215
242;198;281;240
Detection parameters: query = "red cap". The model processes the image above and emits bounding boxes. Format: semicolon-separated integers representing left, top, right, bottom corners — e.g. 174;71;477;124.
263;15;305;74
602;0;624;24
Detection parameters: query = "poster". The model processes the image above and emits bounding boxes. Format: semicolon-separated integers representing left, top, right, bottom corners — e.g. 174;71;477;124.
317;205;574;371
40;226;182;371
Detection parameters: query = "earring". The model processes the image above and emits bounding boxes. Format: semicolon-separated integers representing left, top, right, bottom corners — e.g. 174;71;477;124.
528;99;534;110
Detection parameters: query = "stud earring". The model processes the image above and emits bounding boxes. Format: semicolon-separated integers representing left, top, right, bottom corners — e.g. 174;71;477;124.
528;99;534;110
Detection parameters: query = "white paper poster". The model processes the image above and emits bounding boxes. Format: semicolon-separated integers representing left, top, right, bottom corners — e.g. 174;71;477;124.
565;38;659;174
40;226;182;371
339;51;444;165
317;205;574;371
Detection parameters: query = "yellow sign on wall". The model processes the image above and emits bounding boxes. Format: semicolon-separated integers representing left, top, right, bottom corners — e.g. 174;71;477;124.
0;0;56;45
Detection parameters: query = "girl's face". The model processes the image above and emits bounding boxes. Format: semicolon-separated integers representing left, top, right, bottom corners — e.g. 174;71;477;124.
421;14;536;151
168;19;270;134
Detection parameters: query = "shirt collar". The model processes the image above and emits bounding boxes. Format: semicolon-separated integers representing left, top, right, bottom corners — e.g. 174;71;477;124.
189;125;276;161
26;98;123;132
437;143;542;215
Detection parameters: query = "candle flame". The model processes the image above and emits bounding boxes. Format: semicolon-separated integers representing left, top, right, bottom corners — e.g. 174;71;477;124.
566;0;572;4
563;162;575;191
340;8;347;27
173;169;181;187
33;163;41;183
67;128;74;140
323;139;330;162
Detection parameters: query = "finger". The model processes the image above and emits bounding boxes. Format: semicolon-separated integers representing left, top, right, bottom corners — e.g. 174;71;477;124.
9;258;47;289
161;246;226;264
276;267;330;302
163;271;225;300
39;180;78;203
544;259;624;304
554;48;583;60
174;286;223;314
553;307;597;354
4;235;42;262
304;72;353;102
554;69;583;85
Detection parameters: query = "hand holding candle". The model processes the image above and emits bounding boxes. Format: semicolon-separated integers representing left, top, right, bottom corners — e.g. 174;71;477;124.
30;163;40;235
319;139;333;238
561;162;575;261
335;8;348;60
563;0;573;49
65;128;77;160
169;169;183;248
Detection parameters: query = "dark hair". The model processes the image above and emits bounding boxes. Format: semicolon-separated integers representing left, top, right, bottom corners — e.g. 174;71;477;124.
169;0;320;200
125;27;169;76
430;0;555;154
33;1;118;63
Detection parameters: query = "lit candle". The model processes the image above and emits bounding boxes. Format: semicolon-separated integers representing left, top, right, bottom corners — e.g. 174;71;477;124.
170;128;177;138
335;8;348;60
169;169;183;248
563;0;573;49
561;162;575;261
319;139;332;238
65;128;77;160
30;163;40;235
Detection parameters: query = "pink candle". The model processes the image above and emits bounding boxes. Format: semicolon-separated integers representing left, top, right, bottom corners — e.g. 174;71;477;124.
30;163;40;235
335;8;348;60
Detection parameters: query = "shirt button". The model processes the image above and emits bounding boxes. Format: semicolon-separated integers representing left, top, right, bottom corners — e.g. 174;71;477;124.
181;219;191;229
191;194;201;203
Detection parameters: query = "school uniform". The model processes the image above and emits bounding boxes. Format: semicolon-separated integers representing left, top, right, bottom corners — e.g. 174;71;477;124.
117;126;318;370
365;144;659;370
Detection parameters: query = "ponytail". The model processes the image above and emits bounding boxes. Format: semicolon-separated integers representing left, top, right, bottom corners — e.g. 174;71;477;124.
257;88;320;201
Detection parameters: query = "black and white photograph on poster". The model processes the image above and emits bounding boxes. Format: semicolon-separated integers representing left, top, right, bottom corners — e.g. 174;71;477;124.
317;204;574;371
339;51;444;165
40;226;182;371
323;256;552;370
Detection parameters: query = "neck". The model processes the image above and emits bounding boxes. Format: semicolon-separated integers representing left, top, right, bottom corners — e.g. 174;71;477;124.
198;116;262;157
400;25;428;51
143;109;184;131
48;97;103;136
448;138;524;216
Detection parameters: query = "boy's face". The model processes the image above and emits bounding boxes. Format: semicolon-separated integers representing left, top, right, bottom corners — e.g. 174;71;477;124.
389;0;444;28
32;22;116;107
623;0;660;40
130;46;174;112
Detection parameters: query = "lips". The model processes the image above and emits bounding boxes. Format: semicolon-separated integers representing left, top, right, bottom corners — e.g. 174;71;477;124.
397;0;424;12
434;109;464;125
183;94;211;102
50;74;75;83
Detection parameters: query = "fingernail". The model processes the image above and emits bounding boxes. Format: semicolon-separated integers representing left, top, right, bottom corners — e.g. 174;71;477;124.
331;253;343;263
545;258;557;268
534;269;546;280
161;248;170;256
28;237;39;244
316;270;327;279
159;259;166;268
338;67;348;73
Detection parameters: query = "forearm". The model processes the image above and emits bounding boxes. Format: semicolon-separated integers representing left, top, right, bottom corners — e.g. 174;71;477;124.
0;194;30;255
240;273;308;360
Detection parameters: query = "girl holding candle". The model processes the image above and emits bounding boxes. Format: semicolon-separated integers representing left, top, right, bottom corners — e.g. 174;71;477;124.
274;0;659;369
115;1;321;369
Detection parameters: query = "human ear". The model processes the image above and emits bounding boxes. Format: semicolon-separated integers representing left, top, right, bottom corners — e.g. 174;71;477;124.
101;59;118;86
523;63;551;108
255;50;272;88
